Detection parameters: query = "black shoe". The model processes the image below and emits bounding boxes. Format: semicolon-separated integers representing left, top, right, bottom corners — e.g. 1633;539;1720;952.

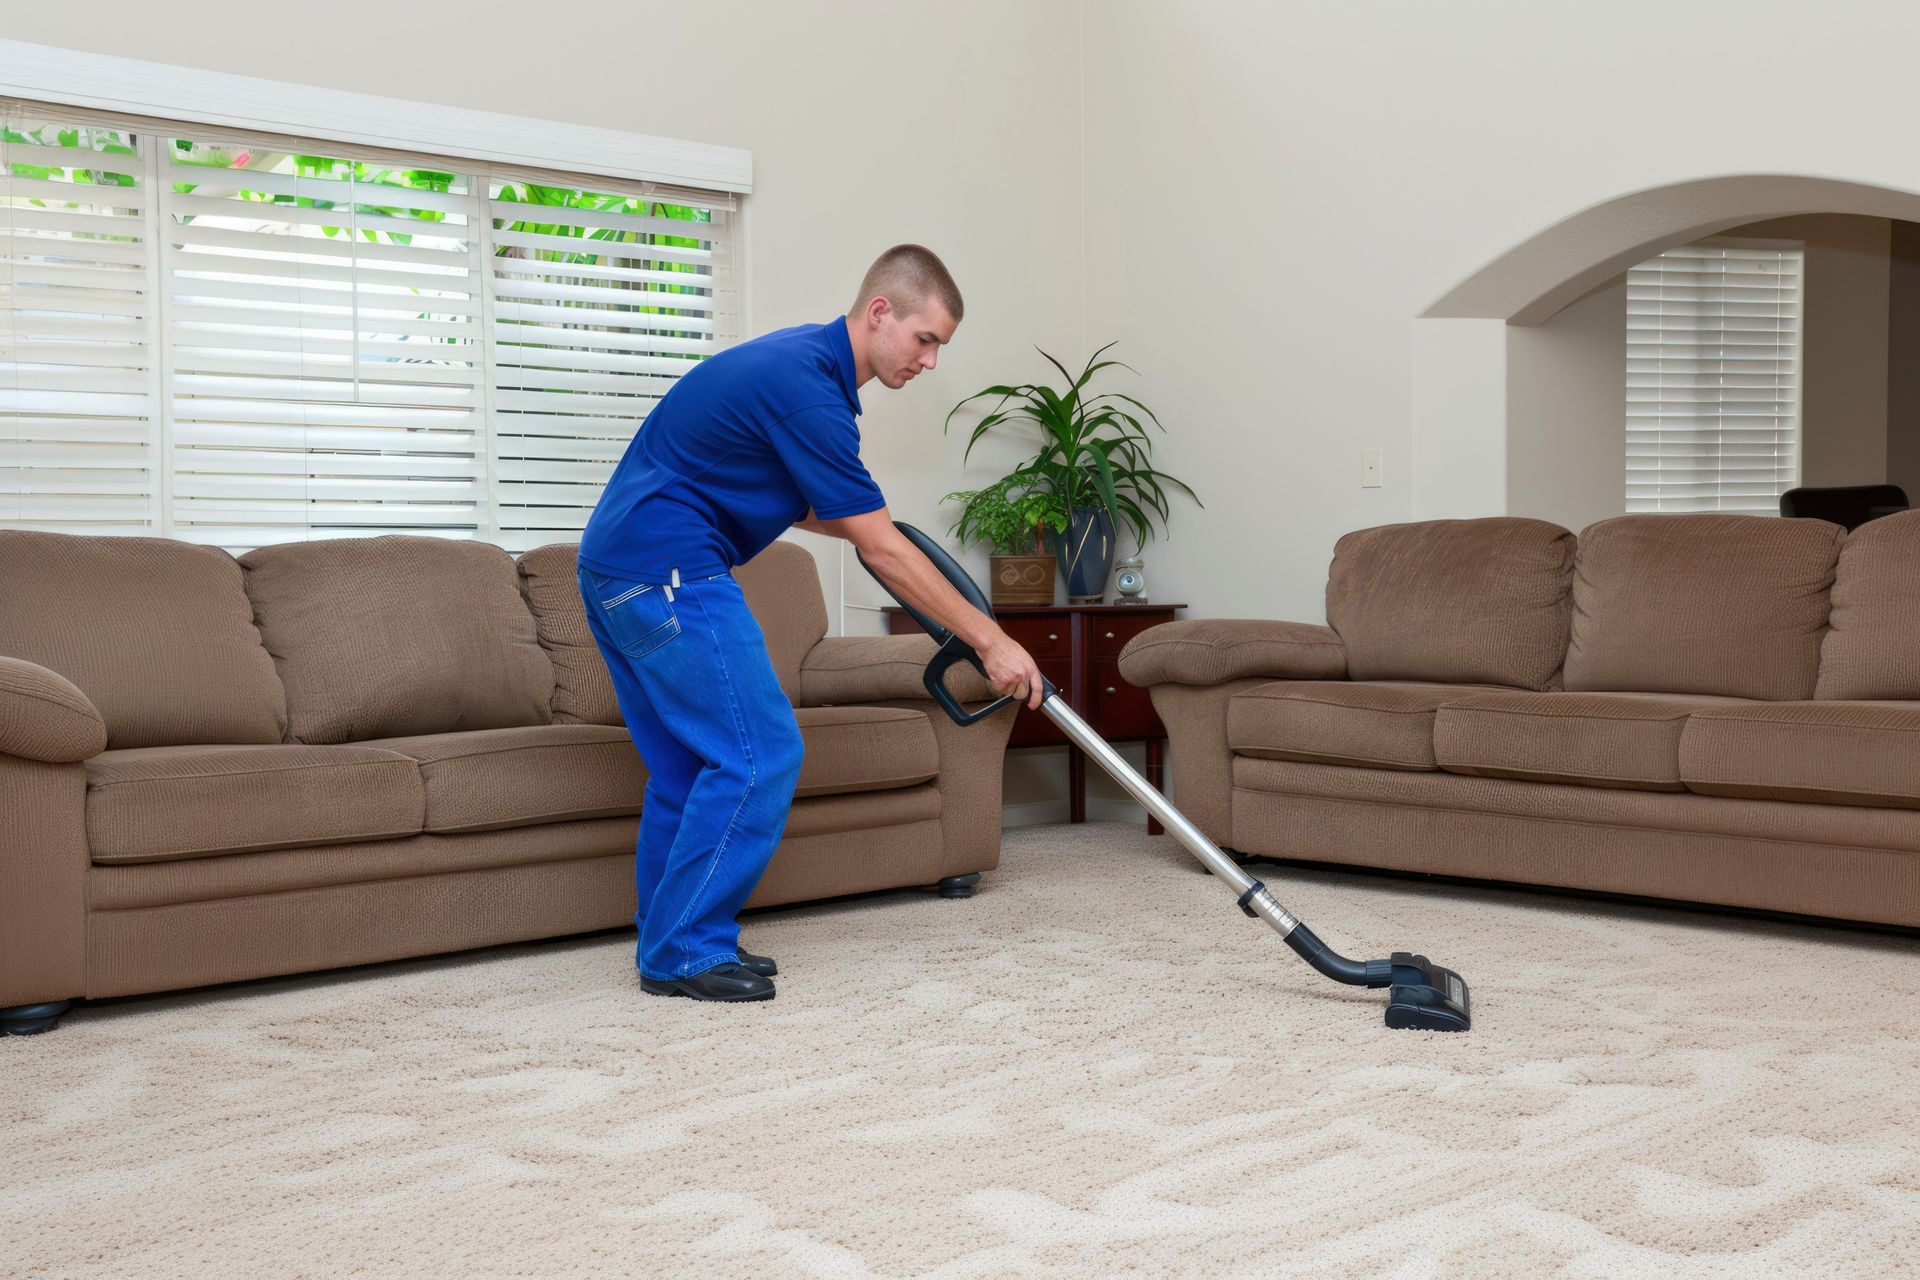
737;949;777;978
641;964;774;1002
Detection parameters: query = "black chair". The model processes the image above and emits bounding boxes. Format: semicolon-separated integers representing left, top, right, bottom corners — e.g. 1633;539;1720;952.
1779;484;1910;531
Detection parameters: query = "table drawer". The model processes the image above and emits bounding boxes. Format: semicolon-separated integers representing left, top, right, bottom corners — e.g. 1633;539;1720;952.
1090;611;1173;658
998;615;1074;659
1088;657;1162;739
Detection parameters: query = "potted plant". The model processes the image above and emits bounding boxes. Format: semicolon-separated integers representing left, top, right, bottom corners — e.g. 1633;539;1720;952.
942;476;1069;606
946;343;1198;603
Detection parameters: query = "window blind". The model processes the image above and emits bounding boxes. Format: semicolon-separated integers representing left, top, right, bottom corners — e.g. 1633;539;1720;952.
163;143;485;546
2;103;736;551
1626;240;1802;514
0;116;156;531
488;186;734;553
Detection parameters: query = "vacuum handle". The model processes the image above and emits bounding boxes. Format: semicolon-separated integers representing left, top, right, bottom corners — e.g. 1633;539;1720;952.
856;520;1031;728
924;637;1020;727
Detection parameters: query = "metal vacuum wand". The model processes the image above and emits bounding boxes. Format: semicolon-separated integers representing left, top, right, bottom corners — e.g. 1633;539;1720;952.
1046;688;1470;1030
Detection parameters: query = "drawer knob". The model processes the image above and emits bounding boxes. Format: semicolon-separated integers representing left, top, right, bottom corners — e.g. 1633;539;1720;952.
1104;630;1115;640
1105;686;1117;696
1048;633;1058;641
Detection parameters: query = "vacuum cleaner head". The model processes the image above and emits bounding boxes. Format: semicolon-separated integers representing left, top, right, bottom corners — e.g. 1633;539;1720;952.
1383;953;1471;1032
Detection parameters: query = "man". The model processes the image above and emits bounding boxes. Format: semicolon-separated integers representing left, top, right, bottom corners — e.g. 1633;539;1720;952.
577;244;1045;1003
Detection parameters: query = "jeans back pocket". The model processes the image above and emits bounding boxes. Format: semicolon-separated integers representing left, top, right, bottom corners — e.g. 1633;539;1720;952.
588;572;681;659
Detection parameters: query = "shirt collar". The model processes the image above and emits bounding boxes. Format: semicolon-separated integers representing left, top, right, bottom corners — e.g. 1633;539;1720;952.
829;316;863;417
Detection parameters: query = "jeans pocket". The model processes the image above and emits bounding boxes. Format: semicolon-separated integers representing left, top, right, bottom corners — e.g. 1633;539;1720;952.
589;573;681;659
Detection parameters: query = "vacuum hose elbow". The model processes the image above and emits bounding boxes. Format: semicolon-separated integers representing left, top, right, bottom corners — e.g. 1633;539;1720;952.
1283;923;1393;988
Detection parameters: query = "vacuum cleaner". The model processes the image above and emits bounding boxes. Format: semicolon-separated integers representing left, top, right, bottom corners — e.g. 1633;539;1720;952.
861;521;1472;1032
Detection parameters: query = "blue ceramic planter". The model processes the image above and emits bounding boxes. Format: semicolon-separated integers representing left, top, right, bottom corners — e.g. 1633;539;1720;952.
1048;506;1117;602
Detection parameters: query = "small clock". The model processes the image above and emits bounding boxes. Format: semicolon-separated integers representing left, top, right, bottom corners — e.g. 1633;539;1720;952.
1113;556;1148;604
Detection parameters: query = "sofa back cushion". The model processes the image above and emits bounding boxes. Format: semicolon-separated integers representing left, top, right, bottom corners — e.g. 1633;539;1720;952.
516;539;829;722
1565;514;1842;700
241;536;553;744
1325;517;1575;691
0;531;287;748
517;543;623;725
1816;509;1920;699
735;541;830;701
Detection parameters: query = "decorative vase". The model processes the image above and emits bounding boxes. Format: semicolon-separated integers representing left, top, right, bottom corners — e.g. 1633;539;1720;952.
989;553;1056;606
1048;506;1116;604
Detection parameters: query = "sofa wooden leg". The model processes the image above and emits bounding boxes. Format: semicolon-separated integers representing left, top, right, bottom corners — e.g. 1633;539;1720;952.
1;1000;72;1036
936;873;982;899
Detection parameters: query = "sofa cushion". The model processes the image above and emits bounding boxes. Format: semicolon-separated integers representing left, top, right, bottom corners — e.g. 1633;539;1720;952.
1679;701;1920;809
86;744;424;863
1816;509;1920;700
1434;691;1748;792
358;725;646;833
241;536;554;744
517;543;623;726
792;705;939;797
359;708;935;834
1325;518;1575;691
1566;514;1842;700
736;541;831;704
1227;680;1511;772
517;540;830;723
0;531;287;748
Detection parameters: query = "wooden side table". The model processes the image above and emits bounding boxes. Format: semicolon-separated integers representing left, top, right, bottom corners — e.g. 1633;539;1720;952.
884;601;1185;834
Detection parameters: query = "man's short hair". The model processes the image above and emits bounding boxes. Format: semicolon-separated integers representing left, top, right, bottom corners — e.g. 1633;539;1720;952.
852;244;964;323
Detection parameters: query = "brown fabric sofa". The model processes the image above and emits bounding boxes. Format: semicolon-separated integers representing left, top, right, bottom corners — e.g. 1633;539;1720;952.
1119;511;1920;929
0;533;1011;1033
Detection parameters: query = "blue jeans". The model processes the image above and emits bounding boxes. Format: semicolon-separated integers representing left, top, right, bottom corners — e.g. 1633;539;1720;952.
578;564;804;981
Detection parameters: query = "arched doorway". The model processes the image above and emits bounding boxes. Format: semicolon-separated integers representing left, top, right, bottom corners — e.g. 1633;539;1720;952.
1407;176;1920;523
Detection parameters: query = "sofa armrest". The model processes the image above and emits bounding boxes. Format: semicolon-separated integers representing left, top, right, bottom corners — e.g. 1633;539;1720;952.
798;634;1010;882
1118;618;1347;688
798;634;997;706
0;657;107;763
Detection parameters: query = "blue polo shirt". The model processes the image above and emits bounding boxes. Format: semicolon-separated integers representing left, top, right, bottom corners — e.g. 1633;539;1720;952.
578;317;887;582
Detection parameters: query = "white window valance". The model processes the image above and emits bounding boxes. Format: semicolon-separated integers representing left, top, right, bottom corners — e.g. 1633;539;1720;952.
0;38;750;197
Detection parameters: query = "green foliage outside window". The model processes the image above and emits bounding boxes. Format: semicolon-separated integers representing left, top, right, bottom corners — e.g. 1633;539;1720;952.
4;121;715;343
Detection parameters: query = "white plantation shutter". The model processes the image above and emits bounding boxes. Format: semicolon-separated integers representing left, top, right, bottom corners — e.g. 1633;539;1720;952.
0;98;740;550
1626;240;1802;514
0;116;156;531
487;186;735;553
162;145;485;547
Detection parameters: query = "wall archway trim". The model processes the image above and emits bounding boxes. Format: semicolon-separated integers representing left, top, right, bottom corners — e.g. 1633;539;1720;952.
1422;174;1920;325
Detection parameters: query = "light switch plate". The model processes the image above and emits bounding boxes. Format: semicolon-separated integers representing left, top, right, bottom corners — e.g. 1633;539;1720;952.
1361;447;1383;488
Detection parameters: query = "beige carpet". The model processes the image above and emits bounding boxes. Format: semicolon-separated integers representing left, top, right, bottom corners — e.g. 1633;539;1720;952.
6;822;1920;1278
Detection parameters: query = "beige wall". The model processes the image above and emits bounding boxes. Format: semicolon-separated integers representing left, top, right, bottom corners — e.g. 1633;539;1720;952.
1740;216;1891;491
1508;215;1893;535
1890;221;1920;499
1506;279;1627;535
